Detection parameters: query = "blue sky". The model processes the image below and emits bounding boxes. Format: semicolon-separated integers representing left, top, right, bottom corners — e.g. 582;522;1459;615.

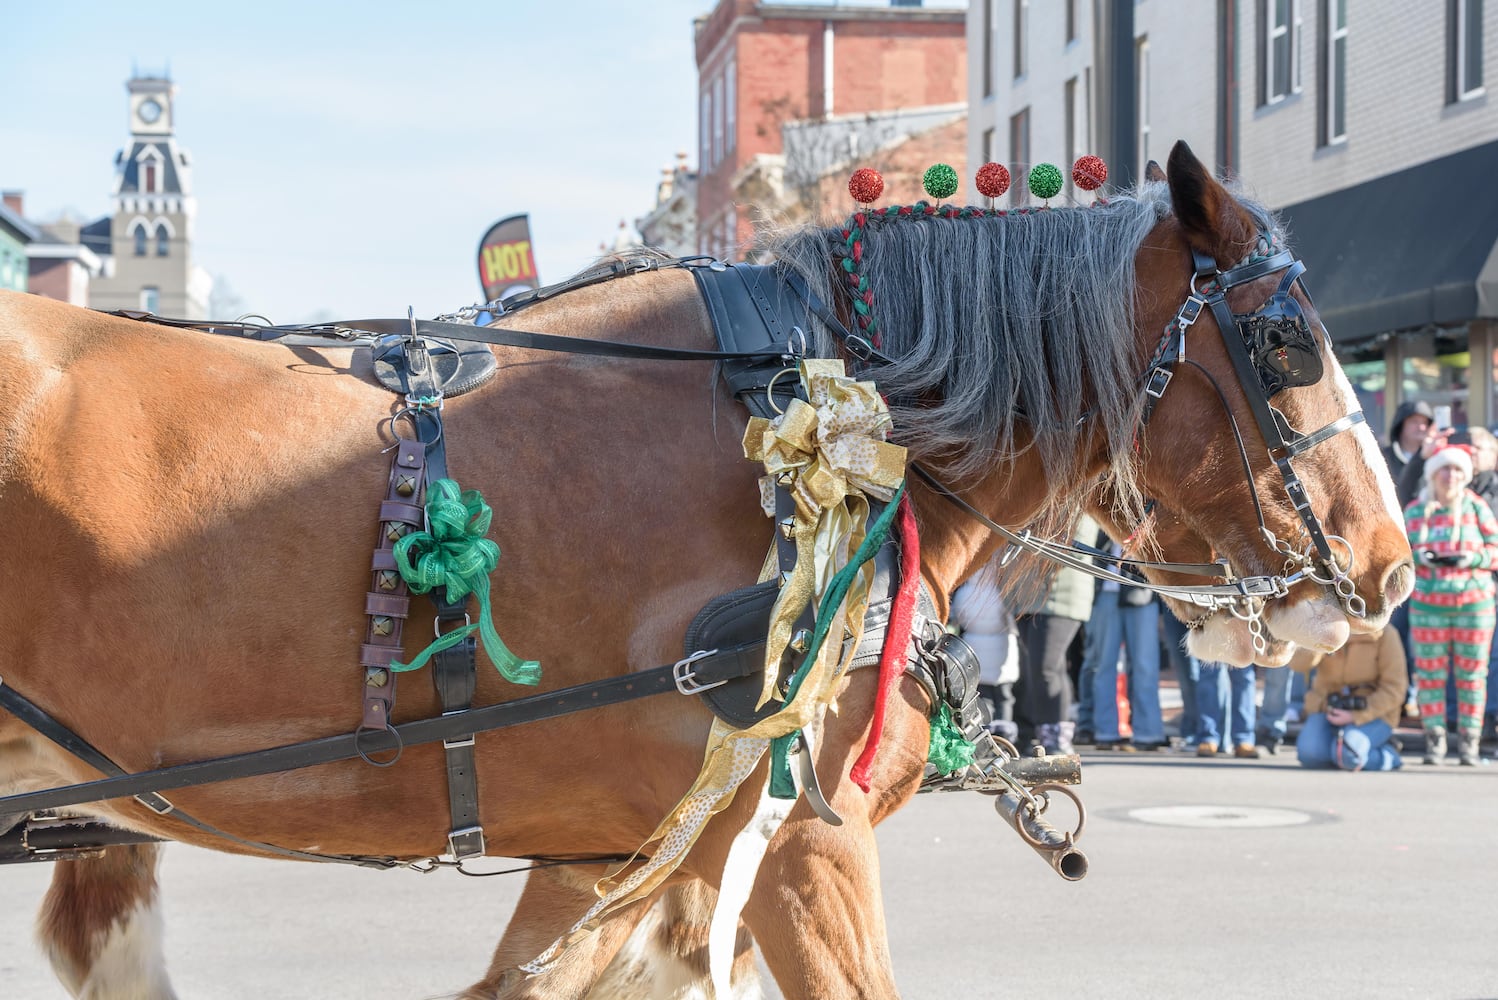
2;1;714;321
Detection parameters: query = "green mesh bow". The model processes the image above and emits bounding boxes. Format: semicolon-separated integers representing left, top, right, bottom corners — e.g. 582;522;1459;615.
389;478;541;686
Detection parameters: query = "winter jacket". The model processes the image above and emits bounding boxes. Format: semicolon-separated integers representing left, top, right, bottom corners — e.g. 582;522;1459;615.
1291;627;1407;729
1381;399;1434;481
1014;515;1099;621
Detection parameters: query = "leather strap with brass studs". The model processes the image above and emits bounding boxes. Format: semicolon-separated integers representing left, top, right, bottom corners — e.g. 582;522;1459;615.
360;435;425;730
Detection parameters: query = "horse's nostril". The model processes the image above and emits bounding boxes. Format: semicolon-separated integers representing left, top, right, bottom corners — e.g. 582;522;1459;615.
1381;559;1415;610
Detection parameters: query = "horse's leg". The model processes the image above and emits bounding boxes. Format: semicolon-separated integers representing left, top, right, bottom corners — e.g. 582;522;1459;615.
462;865;659;1000
588;881;762;1000
741;815;897;1000
735;682;930;1000
37;842;177;1000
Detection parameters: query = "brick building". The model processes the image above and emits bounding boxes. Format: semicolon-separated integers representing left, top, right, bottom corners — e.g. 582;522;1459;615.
694;0;967;259
969;0;1498;437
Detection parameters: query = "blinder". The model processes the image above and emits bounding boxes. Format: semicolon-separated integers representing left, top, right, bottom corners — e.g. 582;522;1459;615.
1237;261;1323;399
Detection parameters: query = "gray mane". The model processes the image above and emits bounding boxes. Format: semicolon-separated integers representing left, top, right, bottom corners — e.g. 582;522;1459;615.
772;183;1182;523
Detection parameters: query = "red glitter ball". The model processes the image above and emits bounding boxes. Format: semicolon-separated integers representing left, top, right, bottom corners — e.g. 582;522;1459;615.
848;167;885;204
1072;155;1108;191
975;161;1011;199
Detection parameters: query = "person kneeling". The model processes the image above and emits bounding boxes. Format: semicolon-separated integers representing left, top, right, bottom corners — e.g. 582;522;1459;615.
1293;625;1407;771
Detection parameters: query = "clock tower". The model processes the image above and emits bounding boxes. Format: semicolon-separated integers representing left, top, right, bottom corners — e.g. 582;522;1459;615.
84;73;211;318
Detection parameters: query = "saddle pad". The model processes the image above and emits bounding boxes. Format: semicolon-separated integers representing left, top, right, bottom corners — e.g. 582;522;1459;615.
368;335;498;399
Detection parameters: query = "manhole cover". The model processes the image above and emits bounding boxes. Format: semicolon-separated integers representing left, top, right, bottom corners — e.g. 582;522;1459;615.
1126;805;1313;829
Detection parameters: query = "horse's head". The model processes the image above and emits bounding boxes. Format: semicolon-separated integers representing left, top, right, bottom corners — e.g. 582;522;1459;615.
1128;142;1412;664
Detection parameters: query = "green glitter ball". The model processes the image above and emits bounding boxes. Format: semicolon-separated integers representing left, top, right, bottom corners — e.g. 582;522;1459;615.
1028;163;1064;200
922;163;959;200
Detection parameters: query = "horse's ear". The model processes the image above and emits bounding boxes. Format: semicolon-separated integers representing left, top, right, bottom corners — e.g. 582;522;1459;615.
1166;140;1258;269
1144;160;1167;183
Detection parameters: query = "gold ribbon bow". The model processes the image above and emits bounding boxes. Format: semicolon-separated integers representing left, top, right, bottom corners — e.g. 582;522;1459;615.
742;359;907;708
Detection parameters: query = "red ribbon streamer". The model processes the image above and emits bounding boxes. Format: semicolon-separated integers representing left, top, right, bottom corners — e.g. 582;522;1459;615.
850;492;921;792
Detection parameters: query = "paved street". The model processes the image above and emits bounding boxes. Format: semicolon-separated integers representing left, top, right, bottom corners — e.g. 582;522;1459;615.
4;748;1497;999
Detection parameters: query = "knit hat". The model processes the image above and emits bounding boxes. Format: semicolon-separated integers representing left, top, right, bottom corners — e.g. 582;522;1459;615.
1425;444;1474;481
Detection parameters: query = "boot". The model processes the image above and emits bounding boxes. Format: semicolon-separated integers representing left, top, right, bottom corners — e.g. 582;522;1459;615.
1037;722;1060;754
1423;727;1447;766
1054;721;1076;755
1458;729;1482;767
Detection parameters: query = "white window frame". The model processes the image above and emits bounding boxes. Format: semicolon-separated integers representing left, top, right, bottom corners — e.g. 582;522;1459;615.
1457;0;1486;100
1266;0;1303;104
1324;0;1347;143
139;286;159;313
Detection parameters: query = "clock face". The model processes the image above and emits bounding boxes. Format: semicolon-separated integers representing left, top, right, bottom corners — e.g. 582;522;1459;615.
139;99;162;124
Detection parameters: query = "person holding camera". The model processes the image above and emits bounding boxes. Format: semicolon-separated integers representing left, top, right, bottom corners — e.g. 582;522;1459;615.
1405;444;1498;765
1292;627;1407;770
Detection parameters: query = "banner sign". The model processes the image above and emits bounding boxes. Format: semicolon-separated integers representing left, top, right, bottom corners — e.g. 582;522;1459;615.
477;214;539;302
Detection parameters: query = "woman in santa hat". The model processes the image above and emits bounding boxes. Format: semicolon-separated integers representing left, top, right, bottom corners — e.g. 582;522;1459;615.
1405;444;1498;765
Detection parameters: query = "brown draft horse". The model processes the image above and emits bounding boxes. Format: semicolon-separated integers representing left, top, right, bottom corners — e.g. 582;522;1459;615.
1;143;1411;999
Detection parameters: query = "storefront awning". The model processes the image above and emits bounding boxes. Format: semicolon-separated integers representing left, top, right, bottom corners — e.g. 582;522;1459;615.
1276;139;1498;343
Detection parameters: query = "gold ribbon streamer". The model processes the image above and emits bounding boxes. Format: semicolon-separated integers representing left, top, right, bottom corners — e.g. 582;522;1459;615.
742;359;907;708
521;360;908;977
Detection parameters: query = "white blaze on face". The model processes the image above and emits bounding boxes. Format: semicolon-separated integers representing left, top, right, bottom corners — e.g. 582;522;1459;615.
1325;346;1406;529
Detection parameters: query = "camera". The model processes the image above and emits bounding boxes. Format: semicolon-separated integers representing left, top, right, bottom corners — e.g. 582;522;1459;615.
1327;689;1367;712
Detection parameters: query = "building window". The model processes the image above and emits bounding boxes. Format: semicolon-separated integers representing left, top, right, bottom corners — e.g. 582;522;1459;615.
133;224;147;256
982;126;997;166
1137;38;1151;176
712;74;724;167
1013;0;1028;79
700;91;711;171
1009;106;1030;205
1452;0;1485;101
1065;77;1077;198
725;56;736;154
1262;0;1303;105
1066;0;1079;43
982;0;995;97
144;162;157;194
1321;0;1347;144
156;224;170;257
140;286;159;314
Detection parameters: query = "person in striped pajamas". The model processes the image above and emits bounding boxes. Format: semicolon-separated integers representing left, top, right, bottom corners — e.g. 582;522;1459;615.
1404;444;1498;766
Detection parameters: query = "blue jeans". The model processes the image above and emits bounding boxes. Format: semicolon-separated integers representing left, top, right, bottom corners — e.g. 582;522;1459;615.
1075;592;1112;732
1090;592;1163;743
1258;665;1294;739
1196;662;1256;746
1161;610;1202;743
1296;714;1402;770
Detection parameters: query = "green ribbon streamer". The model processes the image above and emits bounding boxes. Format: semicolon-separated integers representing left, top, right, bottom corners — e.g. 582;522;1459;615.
389;478;541;686
926;703;976;775
769;482;905;799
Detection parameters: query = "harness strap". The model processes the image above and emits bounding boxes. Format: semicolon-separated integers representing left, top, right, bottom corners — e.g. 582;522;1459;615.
0;682;397;868
113;308;790;363
361;435;426;730
0;641;772;821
